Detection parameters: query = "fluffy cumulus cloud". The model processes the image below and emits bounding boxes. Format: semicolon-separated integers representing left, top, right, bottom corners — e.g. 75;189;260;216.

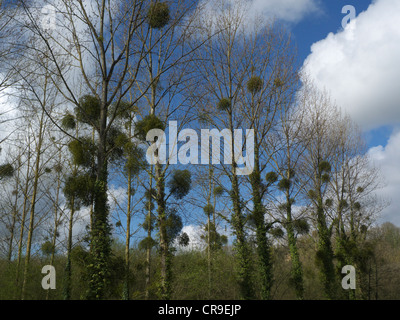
302;0;400;130
368;129;400;226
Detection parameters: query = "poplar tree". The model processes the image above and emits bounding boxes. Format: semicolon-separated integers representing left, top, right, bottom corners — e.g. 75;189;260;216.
298;86;342;299
61;95;131;298
16;0;165;299
134;0;203;300
191;1;256;299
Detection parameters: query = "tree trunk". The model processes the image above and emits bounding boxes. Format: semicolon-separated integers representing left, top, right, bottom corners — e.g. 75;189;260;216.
145;168;154;300
250;140;273;300
46;157;62;300
64;197;75;300
21;108;45;300
15;139;31;298
156;162;170;300
7;155;20;261
315;192;336;299
123;169;132;300
285;197;304;300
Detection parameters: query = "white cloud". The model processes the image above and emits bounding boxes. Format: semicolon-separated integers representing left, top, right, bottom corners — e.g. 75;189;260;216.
302;0;400;130
195;0;320;32
247;0;320;23
368;129;400;226
177;225;205;251
175;223;233;251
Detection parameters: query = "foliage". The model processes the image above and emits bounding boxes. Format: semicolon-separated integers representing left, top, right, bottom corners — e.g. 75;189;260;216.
123;144;145;176
278;178;291;191
265;171;278;184
68;138;96;168
75;95;101;126
269;227;284;238
177;232;190;247
164;208;184;245
247;76;263;94
139;236;158;251
41;241;56;256
134;114;165;141
168;169;192;200
106;127;130;161
147;2;170;29
217;98;231;111
63;173;96;208
203;204;214;216
292;219;310;236
61;113;76;130
0;163;13;178
318;160;331;173
213;185;224;197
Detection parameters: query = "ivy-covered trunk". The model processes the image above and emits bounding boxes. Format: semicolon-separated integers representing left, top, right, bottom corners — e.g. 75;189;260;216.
308;159;337;300
250;142;272;300
226;106;253;299
86;104;111;300
315;193;336;299
231;168;253;300
285;198;304;300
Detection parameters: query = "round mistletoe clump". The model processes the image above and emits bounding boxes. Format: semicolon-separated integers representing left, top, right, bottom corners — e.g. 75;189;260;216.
318;160;331;173
265;171;278;184
278;178;291;191
134;114;165;141
203;204;214;216
274;78;283;88
247;76;263;94
61;113;76;130
148;2;170;29
217;97;231;111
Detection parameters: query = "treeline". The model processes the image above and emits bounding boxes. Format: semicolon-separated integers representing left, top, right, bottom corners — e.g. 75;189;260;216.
1;222;400;300
0;0;391;300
